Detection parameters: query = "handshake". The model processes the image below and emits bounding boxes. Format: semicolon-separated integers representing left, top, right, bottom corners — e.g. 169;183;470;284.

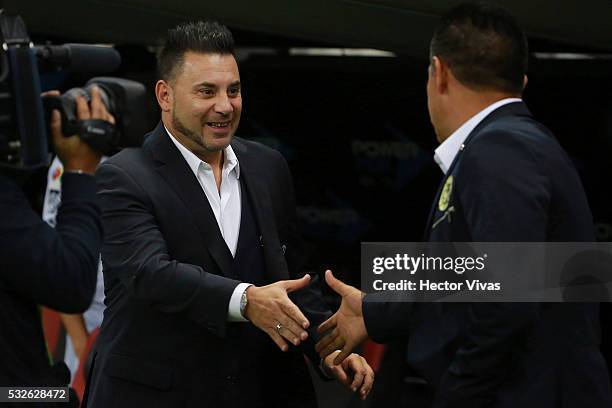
243;271;372;400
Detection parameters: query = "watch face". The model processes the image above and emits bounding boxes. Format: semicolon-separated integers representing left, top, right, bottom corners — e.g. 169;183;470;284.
240;291;248;315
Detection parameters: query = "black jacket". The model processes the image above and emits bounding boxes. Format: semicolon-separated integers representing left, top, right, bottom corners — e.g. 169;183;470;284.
0;171;101;389
84;123;330;408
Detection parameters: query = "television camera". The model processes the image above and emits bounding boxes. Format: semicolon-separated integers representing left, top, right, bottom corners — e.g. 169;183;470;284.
0;9;147;171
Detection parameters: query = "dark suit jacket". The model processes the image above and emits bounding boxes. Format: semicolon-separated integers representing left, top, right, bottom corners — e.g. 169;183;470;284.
363;102;612;407
84;123;330;408
0;172;101;394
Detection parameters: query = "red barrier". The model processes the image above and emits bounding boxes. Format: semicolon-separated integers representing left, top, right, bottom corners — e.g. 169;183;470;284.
362;340;386;372
73;327;100;404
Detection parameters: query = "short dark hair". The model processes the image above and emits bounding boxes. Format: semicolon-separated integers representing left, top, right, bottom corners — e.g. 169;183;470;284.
158;20;235;81
430;2;528;94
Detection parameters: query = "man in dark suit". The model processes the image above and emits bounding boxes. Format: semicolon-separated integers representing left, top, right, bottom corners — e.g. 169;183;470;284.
84;21;373;408
316;2;612;407
0;88;110;397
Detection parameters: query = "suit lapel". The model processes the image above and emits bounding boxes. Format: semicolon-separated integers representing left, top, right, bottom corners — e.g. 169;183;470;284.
232;138;289;281
146;123;233;277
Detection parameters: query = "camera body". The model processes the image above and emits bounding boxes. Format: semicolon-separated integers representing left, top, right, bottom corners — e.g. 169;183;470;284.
43;77;147;155
0;9;147;170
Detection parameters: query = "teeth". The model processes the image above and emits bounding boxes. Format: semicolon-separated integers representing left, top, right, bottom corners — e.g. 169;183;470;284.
209;122;229;128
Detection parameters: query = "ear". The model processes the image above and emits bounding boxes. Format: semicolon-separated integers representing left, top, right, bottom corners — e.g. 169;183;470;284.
523;74;528;90
431;56;449;94
155;80;173;112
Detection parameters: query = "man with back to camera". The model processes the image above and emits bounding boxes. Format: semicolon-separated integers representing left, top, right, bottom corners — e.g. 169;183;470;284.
0;87;112;398
315;2;612;407
84;21;373;407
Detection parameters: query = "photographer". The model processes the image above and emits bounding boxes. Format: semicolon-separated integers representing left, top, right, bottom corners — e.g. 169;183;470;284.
0;87;112;390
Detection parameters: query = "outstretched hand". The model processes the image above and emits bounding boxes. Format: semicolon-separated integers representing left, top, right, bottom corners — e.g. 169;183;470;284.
315;270;368;365
245;274;311;352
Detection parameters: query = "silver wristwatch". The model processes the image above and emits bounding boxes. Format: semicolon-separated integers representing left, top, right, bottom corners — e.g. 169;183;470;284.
240;288;249;318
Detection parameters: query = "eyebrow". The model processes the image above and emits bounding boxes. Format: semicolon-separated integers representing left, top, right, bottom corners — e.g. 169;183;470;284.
194;81;241;89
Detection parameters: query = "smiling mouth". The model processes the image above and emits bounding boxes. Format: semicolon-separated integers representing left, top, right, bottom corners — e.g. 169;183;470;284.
206;121;230;129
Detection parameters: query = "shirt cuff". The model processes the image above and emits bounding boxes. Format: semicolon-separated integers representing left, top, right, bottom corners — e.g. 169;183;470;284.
227;282;252;322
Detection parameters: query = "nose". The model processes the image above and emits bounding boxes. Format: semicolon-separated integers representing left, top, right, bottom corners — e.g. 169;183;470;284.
215;92;234;116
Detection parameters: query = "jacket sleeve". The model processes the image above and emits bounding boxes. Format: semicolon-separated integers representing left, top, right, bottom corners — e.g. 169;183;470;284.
433;131;547;407
0;173;101;313
96;161;240;338
362;293;413;343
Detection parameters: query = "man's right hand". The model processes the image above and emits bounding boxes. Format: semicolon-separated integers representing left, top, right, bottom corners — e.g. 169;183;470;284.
244;274;311;352
48;86;115;175
316;270;368;364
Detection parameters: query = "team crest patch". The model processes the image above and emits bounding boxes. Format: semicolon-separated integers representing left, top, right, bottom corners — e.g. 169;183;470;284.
52;167;63;180
438;176;453;212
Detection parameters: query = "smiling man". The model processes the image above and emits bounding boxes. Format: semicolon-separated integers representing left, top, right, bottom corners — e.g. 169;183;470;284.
84;21;373;407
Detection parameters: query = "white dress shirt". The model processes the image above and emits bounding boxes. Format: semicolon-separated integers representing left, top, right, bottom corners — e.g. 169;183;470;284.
165;126;250;322
433;98;522;174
